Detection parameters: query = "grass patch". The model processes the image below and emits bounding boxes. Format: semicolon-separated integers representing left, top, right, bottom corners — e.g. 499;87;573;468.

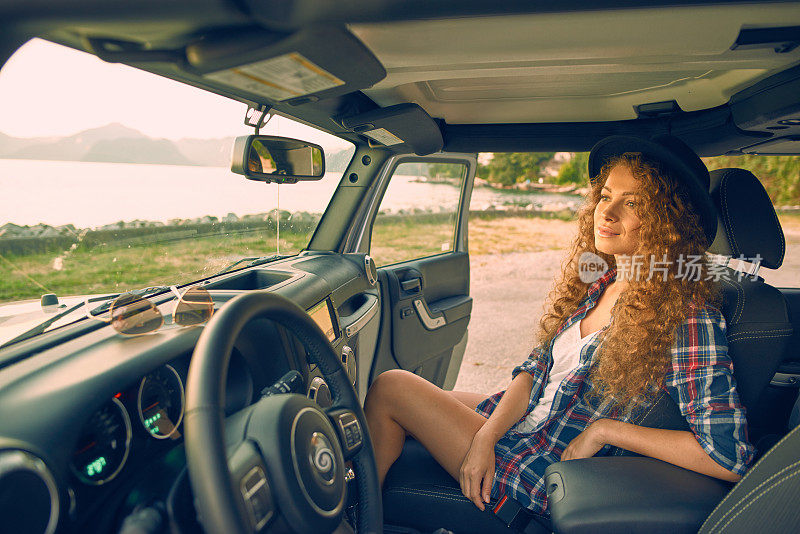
0;230;307;302
3;209;791;304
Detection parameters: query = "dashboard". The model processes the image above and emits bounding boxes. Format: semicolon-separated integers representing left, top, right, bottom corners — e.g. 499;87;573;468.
0;252;380;534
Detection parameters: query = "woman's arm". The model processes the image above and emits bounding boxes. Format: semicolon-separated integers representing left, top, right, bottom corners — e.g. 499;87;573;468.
476;371;535;442
561;419;742;482
459;372;534;509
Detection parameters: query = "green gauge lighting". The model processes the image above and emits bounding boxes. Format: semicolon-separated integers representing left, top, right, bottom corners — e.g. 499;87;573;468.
144;412;162;434
85;456;107;477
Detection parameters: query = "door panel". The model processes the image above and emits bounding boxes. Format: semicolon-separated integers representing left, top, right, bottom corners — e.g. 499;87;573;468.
384;253;472;371
362;153;476;388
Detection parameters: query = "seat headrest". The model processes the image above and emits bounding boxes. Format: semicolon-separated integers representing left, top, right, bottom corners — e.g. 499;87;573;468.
707;168;785;269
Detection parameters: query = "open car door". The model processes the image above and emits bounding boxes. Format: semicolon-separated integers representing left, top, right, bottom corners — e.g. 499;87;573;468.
360;154;476;389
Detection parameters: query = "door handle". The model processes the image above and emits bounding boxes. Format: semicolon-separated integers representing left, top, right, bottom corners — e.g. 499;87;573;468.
413;299;446;330
401;278;421;292
342;295;379;337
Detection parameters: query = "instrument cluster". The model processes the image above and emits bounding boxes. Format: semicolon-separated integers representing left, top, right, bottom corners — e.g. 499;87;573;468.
70;364;185;486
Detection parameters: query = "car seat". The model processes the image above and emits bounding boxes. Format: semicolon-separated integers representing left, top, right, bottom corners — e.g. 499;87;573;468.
693;168;800;533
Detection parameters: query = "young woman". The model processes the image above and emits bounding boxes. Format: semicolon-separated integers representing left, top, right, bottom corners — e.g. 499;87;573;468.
363;135;754;517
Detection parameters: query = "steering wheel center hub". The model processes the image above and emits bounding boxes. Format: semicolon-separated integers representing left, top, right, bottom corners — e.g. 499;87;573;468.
309;432;336;484
289;406;345;515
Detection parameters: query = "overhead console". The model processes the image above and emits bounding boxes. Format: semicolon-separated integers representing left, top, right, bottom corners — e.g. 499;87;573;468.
731;61;800;153
340;103;444;155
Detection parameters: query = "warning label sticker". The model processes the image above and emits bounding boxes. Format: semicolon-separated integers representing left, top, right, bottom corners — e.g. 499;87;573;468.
205;53;344;101
361;128;404;146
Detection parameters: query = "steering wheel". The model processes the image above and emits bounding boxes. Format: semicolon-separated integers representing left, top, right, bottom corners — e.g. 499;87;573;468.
184;291;382;533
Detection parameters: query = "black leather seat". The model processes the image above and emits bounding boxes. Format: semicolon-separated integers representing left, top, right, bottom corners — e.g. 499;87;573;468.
705;168;794;443
382;438;550;534
698;393;800;533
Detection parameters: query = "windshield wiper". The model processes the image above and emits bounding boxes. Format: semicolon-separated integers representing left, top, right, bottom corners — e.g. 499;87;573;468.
84;286;171;316
0;286;172;349
216;255;287;275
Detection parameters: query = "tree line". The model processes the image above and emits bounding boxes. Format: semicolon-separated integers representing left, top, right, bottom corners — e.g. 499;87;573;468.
471;152;798;205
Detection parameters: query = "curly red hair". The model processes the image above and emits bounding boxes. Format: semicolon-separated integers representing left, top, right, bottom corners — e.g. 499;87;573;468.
536;153;720;409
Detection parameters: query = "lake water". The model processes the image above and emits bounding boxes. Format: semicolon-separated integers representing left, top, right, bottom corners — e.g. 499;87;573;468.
0;159;582;229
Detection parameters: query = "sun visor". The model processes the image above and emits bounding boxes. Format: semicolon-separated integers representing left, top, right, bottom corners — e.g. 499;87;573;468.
741;136;800;154
341;104;443;155
185;26;385;105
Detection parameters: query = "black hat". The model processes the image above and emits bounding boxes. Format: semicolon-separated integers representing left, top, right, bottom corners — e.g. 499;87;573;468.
588;134;717;247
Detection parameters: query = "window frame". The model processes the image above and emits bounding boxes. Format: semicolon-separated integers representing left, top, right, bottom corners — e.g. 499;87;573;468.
350;153;477;264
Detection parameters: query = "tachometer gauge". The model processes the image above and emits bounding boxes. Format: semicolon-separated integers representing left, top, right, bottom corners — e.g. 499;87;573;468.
71;397;132;485
137;365;184;439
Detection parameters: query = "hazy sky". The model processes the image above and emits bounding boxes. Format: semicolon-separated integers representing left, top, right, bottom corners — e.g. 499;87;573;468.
0;39;350;149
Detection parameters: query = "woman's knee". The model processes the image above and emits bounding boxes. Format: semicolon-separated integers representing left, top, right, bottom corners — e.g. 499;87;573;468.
365;369;417;410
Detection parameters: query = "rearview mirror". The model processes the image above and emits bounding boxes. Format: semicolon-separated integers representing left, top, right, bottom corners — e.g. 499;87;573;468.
231;135;325;183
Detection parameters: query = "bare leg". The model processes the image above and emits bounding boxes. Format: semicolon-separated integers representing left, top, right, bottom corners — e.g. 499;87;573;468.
447;389;489;411
363;369;490;487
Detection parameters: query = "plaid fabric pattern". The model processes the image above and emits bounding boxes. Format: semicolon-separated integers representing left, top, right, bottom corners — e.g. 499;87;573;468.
474;267;755;514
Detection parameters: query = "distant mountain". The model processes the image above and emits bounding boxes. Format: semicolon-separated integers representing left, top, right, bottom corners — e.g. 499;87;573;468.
0;131;60;158
175;137;235;167
84;137;194;166
0;124;356;169
0;123;232;166
66;123;146;145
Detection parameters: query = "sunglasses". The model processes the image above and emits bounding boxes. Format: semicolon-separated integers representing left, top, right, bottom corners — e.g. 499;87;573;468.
85;286;214;336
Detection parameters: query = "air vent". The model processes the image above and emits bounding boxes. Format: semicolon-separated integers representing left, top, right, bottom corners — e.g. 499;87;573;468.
0;450;59;534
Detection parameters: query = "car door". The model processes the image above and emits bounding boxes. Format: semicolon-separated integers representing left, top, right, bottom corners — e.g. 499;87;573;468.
357;154;476;389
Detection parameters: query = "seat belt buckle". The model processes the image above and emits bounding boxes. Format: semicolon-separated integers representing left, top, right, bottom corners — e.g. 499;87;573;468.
492;494;532;530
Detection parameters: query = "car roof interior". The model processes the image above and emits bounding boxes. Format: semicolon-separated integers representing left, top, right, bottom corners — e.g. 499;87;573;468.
4;0;800;156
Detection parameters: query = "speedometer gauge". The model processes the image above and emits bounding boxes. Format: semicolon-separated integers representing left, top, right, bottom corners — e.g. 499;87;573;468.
137;365;184;439
71;397;132;485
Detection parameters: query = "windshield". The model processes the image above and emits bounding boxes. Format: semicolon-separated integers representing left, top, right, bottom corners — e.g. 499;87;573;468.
0;39;354;344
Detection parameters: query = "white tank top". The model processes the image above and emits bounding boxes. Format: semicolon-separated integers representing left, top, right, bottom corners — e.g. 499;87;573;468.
515;319;599;433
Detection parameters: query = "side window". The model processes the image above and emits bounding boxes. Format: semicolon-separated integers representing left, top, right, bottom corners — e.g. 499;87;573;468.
370;161;467;266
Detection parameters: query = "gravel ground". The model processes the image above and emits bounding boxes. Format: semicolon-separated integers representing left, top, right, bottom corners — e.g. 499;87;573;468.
453;243;800;396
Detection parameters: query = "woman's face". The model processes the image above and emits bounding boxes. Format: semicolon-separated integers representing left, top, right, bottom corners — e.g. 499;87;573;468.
593;164;643;256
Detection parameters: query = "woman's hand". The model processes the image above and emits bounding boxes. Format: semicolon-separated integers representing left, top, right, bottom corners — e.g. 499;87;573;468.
459;430;496;511
561;419;610;460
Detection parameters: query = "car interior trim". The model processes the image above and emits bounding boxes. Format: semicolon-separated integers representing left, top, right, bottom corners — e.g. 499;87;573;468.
0;448;60;534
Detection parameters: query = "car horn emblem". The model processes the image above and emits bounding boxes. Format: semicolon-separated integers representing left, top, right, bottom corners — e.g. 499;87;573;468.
309;432;336;485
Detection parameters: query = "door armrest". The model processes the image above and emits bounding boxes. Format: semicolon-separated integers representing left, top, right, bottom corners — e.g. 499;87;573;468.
544;457;733;534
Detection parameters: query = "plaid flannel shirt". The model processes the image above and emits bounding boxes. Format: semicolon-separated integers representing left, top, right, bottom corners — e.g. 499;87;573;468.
474;267;755;515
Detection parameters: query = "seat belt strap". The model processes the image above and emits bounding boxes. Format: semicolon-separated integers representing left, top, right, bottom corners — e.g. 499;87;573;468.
492;494;534;531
